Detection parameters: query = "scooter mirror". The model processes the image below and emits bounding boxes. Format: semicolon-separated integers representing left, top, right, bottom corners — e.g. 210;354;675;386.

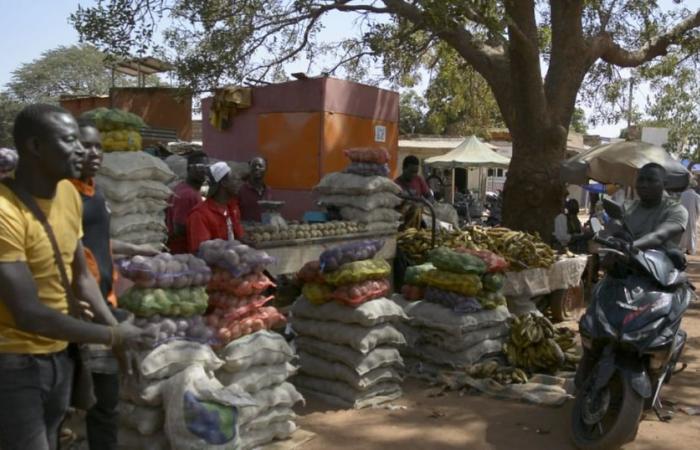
602;198;624;220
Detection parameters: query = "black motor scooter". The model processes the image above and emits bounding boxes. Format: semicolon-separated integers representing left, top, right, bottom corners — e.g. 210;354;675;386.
571;200;693;450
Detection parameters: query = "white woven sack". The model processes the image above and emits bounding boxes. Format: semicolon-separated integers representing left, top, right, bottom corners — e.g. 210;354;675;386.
100;151;175;183
117;427;169;450
291;317;405;354
295;337;403;376
422;322;511;352
117;401;164;436
109;198;168;216
293;374;402;409
340;206;401;224
111;212;167;236
292;296;407;327
298;351;402;390
395;296;511;335
114;230;167;245
314;172;401;195
216;362;297;393
220;330;295;373
239;420;297;450
238;382;305;426
96;175;172;202
411;338;506;368
139;341;224;380
317;192;401;211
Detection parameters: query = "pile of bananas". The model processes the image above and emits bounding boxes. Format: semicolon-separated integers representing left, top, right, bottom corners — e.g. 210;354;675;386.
503;314;580;373
398;226;556;270
467;360;529;384
466;226;556;270
397;228;476;263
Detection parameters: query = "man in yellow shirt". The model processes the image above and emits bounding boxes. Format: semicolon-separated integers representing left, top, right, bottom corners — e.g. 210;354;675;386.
0;104;154;450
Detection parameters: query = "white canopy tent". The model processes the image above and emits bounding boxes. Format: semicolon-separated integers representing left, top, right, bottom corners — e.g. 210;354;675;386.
425;135;511;202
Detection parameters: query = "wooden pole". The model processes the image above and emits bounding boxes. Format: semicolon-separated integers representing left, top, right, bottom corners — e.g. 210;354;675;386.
450;167;455;204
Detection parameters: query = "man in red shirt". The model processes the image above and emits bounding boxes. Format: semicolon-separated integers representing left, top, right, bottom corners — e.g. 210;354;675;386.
395;155;433;200
238;157;272;223
166;152;208;253
187;162;244;253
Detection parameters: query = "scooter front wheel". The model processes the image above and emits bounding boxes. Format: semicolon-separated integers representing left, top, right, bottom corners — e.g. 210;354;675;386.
571;370;644;450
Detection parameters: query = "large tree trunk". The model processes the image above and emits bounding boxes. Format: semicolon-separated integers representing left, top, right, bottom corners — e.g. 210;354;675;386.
501;128;568;240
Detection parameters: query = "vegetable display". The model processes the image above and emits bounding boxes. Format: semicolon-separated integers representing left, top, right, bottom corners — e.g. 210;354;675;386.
198;240;274;278
82;107;147;131
207;294;274;322
403;263;434;286
211;307;286;346
481;272;506;292
503;314;580;373
400;284;424;301
296;261;325;284
343;147;390;164
101;130;142;152
320;239;385;273
398;226;556;270
421;270;482;297
133;315;214;344
330;279;391;307
456;248;509;273
323;259;392;286
119;253;212;288
424;287;483;314
476;291;508;309
119;287;209;317
245;221;365;244
207;270;275;297
302;283;333;305
428;247;487;275
344;162;390;177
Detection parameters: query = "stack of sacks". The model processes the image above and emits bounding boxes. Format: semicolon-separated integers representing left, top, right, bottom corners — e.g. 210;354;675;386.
216;331;304;449
315;148;402;233
395;247;512;374
97;151;175;249
118;253;213;343
395;298;512;376
82;107;145;152
400;262;434;301
291;297;407;408
197;239;286;346
118;341;232;450
291;240;406;408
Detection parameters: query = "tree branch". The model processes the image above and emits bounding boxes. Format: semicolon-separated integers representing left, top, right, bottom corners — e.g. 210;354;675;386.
598;9;700;67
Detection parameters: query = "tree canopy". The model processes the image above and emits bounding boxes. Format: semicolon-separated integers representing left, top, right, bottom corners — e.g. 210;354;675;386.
72;0;700;235
0;44;160;147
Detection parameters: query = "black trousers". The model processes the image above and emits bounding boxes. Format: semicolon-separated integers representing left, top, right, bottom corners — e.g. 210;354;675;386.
86;371;120;450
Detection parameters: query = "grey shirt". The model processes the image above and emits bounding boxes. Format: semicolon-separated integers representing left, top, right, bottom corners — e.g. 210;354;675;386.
624;196;688;249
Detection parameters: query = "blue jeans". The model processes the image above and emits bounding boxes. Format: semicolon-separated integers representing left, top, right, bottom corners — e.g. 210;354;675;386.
0;350;74;450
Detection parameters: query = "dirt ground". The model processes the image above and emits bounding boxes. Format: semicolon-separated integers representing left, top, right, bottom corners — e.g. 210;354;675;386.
294;256;700;450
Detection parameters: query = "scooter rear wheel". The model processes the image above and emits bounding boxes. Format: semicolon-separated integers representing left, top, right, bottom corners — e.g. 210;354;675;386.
571;370;644;450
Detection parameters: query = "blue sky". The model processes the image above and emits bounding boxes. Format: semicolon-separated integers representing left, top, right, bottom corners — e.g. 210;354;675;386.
0;0;666;138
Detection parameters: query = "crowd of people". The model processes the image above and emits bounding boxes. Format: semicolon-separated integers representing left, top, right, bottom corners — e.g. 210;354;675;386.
0;103;275;450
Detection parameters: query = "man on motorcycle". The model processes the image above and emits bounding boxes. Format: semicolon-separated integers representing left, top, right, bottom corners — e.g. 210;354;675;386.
622;163;688;250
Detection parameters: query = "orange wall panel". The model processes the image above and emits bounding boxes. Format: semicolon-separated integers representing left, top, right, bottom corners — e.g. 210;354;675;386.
258;112;321;190
321;112;399;177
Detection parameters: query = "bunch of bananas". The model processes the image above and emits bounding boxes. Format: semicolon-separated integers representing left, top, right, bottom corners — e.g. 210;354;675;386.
398;226;556;270
398;228;476;263
467;360;529;384
466;226;556;271
503;314;579;373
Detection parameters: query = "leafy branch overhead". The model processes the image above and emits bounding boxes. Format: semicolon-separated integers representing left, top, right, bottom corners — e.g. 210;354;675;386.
71;0;700;236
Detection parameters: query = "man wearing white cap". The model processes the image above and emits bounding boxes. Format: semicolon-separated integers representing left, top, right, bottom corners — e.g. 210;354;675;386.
186;162;244;253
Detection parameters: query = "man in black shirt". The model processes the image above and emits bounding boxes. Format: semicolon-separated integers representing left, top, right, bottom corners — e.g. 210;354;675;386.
72;118;156;450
